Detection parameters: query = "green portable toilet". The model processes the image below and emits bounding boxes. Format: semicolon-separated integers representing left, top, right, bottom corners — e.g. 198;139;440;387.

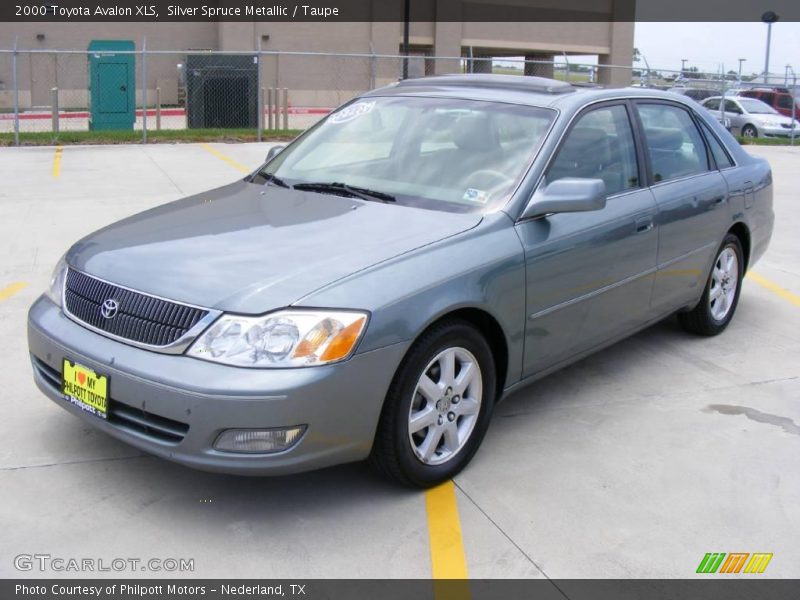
87;40;136;130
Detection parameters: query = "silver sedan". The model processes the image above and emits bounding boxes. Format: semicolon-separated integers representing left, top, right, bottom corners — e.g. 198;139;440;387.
701;95;799;138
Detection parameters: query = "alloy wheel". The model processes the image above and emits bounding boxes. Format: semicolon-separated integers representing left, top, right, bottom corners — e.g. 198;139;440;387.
408;346;483;465
709;247;739;321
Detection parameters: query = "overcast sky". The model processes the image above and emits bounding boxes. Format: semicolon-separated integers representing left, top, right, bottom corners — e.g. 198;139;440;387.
633;22;800;76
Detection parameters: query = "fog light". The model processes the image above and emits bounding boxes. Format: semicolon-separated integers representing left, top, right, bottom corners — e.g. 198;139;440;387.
214;426;306;454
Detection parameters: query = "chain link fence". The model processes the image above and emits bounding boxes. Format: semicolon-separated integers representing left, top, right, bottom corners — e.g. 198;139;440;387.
1;46;797;144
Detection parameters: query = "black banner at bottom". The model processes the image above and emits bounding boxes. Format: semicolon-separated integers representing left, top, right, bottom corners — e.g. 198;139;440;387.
3;579;800;600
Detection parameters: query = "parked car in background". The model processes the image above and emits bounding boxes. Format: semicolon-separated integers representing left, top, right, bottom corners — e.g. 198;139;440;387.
735;87;798;118
701;96;799;138
29;76;774;487
669;86;720;103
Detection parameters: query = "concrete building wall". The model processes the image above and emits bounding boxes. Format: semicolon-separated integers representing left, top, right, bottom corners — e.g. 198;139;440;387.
0;8;634;110
0;22;217;108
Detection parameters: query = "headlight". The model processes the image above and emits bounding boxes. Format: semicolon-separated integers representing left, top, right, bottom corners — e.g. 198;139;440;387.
187;310;368;368
45;255;68;308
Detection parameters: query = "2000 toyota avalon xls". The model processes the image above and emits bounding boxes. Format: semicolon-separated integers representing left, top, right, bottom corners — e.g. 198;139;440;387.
28;75;773;487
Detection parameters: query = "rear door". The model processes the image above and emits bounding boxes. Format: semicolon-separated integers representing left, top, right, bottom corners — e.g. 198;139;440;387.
634;101;730;314
516;101;658;376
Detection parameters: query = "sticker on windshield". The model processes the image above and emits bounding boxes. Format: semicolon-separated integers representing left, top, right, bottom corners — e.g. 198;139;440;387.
463;188;489;204
329;101;376;124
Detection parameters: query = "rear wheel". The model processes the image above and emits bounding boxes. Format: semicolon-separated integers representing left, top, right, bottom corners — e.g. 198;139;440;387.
741;124;758;138
678;234;744;336
370;320;496;487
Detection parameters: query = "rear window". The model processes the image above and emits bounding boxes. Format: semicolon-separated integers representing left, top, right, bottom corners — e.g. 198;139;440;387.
777;94;794;110
637;103;711;183
698;119;734;170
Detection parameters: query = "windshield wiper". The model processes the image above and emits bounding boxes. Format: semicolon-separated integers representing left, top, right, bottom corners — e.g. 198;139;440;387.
293;182;396;203
254;171;290;188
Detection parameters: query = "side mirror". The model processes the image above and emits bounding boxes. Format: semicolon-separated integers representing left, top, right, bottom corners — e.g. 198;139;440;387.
521;178;607;220
265;145;285;162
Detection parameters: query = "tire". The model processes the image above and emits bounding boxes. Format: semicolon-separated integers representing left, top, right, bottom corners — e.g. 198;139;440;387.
369;319;497;488
678;234;744;336
741;124;758;138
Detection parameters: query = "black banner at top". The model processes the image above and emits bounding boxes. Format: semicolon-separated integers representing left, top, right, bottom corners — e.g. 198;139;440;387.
2;0;800;22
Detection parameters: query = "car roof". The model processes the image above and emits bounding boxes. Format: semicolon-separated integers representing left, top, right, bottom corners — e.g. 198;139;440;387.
364;74;704;112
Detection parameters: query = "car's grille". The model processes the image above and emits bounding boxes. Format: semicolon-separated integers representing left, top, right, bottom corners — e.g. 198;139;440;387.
32;356;189;445
64;269;209;347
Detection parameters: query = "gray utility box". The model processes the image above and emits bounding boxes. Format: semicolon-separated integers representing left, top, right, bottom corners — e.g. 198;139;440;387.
186;54;258;129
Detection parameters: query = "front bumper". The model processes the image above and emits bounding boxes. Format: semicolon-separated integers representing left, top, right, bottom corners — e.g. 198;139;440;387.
759;125;797;137
28;296;409;475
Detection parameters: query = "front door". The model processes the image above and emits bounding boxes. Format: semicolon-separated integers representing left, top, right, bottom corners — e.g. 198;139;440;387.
516;102;659;377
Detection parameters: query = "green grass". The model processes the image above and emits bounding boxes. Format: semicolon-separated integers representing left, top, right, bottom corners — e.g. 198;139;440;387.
0;128;304;147
736;136;800;146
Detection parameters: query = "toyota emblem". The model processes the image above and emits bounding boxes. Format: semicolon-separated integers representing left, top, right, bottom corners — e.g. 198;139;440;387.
101;299;119;319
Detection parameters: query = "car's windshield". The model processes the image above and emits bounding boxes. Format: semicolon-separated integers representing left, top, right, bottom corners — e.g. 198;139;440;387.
258;96;555;213
738;98;778;115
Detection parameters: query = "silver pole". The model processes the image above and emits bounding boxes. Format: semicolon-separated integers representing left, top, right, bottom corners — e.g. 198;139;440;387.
141;37;147;143
256;38;262;142
369;41;376;89
12;36;19;146
764;22;772;84
282;88;288;131
267;87;274;130
51;87;59;135
261;87;266;132
791;71;797;146
155;87;161;131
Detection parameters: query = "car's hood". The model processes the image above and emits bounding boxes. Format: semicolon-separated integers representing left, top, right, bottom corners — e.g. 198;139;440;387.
67;180;482;313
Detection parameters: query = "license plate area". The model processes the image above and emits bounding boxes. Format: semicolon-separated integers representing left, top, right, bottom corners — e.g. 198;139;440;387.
62;359;108;420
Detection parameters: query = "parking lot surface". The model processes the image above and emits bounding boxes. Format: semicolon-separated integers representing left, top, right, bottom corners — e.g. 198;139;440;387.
0;142;798;580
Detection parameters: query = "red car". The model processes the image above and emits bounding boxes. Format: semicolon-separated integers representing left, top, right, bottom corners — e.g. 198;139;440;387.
737;88;798;117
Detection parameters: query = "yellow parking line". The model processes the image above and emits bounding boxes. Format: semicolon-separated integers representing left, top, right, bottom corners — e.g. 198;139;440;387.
748;272;800;308
0;282;28;302
199;143;251;174
426;481;469;580
52;146;63;178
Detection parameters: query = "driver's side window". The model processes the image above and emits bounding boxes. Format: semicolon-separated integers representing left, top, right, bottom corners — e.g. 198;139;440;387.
724;100;742;114
546;104;640;197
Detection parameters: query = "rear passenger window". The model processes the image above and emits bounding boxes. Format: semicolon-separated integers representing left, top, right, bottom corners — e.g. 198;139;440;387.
546;104;639;196
637;104;710;183
698;119;734;169
704;98;720;110
777;94;794;110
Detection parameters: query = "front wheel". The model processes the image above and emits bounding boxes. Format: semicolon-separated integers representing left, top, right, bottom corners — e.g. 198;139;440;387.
369;320;496;487
741;124;758;138
678;234;744;336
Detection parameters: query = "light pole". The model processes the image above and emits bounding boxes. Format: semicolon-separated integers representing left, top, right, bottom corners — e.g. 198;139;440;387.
681;58;688;75
762;11;779;84
738;58;746;81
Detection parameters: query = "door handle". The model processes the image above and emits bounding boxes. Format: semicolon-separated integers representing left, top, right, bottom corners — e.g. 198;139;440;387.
120;85;127;92
635;216;654;234
712;195;726;205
